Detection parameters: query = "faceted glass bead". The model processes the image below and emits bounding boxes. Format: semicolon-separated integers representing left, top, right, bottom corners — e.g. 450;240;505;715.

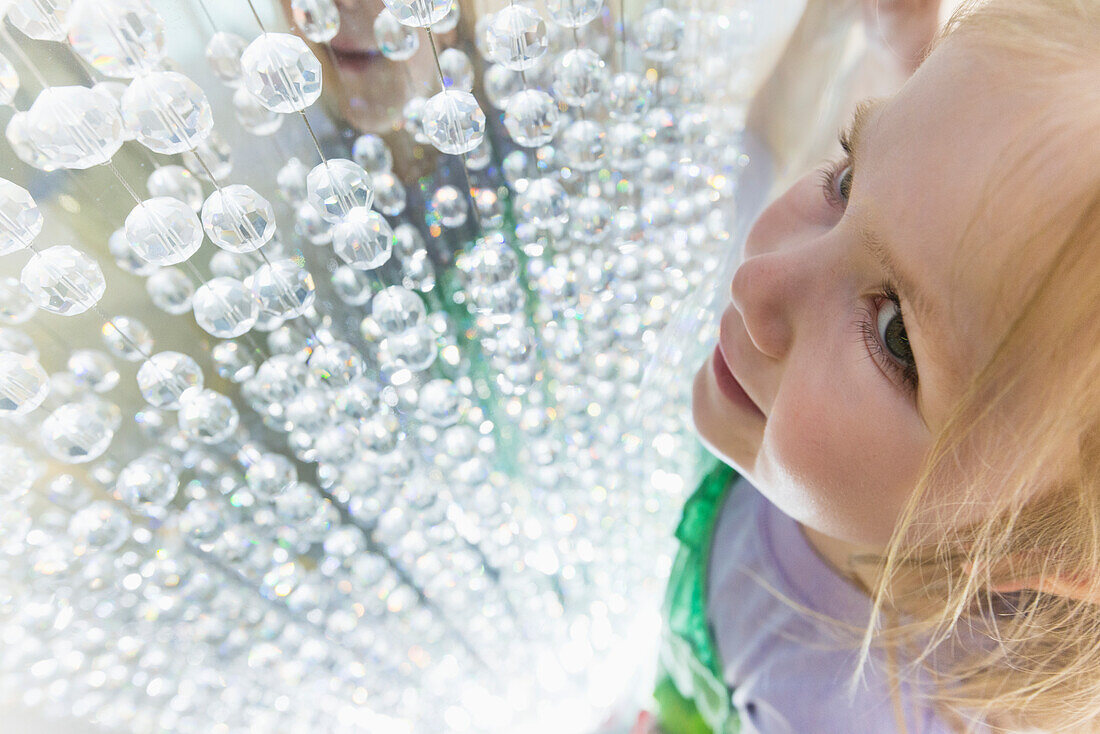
483;63;523;109
485;4;548;71
0;277;36;324
516;177;568;227
117;455;178;510
309;341;364;389
0;178;42;254
177;389;239;444
240;33;322;114
378;322;436;372
246;454;297;499
181;129;232;181
277;157;310;204
294;202;330;245
429;185;467;228
570;195;612;243
640;7;684;62
178;497;223;541
0;52;18;106
145;267;195;315
503;89;559;148
67;350;119;393
465;137;491;171
124;197;202;266
0;328;36;358
120;70;212;153
422;90;485;155
208;250;250;280
545;0;603;28
136;351;202;409
371;173;406;215
192;277;260;338
403;95;429;143
560;119;605;171
66;0;165;78
418;378;460;426
608;72;652;120
201;184;276;253
7;0;71;41
351;134;392;174
68;501;130;551
553;48;606;107
382;0;452;28
20;245;105;316
332;207;393;270
439;48;473;92
232;86;283;136
0;444;40;498
5;112;56;171
205;31;248;86
107;227;152;276
374;9;419;61
371;285;425;334
26;86;124;169
101;316;154;361
40;402;115;463
211;340;257;383
250;258;316;318
432;0;459;32
290;0;340;43
330;266;371;306
306;159;374;223
0;351;49;415
146;165;202;212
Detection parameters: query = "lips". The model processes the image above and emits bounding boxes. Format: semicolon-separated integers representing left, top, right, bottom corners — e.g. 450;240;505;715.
716;316;766;418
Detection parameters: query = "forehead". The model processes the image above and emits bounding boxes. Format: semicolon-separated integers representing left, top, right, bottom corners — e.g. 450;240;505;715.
853;38;1066;418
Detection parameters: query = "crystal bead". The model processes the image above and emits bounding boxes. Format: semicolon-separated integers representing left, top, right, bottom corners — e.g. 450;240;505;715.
483;63;523;109
7;0;70;41
403;95;429;143
351;134;392;174
439;48;473;92
211;340;257;383
0;444;40;498
546;0;603;28
205;31;247;86
68;501;130;551
117;455;178;510
0;178;42;254
106;227;150;276
0;52;18;106
0;277;36;324
177;389;238;444
40;402;115;463
418;378;460;426
328;267;369;307
0;351;49;415
208;250;249;280
246;454;297;499
67;0;165;77
101;316;153;360
503;89;559;148
0;328;36;358
5;112;56;171
465;137;491;170
240;33;322;114
192;277;259;338
178;497;224;541
378;322;436;372
250;258;316;319
136;351;202;409
608;72;652;120
640;7;684;62
432;0;459;32
382;0;452;28
20;245;105;316
67;350;118;393
429;185;467;228
560;119;604;171
290;0;339;43
570;196;612;243
277;157;310;204
485;4;547;71
25;86;124;169
146;165;202;212
124;197;203;266
232;86;283;136
309;341;364;389
421;90;486;155
372;173;406;215
371;285;425;334
553;48;606;107
201;184;276;253
306;159;374;224
516;177;568;227
332;207;393;270
374;9;419;61
294;202;331;245
181;129;233;181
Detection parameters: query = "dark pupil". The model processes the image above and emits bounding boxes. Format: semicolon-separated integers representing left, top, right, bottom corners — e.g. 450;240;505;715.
884;315;913;362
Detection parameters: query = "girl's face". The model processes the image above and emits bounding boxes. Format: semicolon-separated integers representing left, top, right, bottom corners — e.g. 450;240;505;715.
693;37;1059;549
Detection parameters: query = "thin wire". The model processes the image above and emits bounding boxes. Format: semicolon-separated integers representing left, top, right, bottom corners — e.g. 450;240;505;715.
107;161;145;206
195;0;220;32
298;111;328;165
243;0;268;33
0;25;49;89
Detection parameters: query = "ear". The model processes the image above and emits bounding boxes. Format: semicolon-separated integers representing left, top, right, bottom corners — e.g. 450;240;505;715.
963;555;1100;604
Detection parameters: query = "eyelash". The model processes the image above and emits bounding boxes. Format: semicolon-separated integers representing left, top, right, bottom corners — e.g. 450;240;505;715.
817;129;921;396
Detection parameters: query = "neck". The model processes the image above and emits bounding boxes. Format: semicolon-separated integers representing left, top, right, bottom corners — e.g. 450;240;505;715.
798;522;884;597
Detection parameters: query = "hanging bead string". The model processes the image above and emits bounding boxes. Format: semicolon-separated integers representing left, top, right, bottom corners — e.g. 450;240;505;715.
0;24;49;88
195;0;220;33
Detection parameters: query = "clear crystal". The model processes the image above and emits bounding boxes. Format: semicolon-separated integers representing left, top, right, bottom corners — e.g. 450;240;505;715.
67;349;118;393
608;72;652;120
553;48;606;107
378;322;436;372
294;202;330;245
516;177;568;227
250;258;316;318
374;8;419;61
107;226;151;276
177;389;238;444
124;197;203;266
181;129;233;181
485;4;547;71
201;184;276;253
101;316;154;360
68;501;130;551
429;185;467;228
306;159;374;223
66;0;165;77
483;63;523;109
277;156;310;204
332;207;393;270
546;0;603;28
431;0;460;33
146;165;202;212
351;135;392;175
117;455;178;509
439;48;473;91
290;0;339;43
422;90;486;155
0;327;36;358
232;86;283;136
136;351;203;409
371;172;406;216
211;340;257;382
145;267;195;315
192;277;260;338
121;71;212;153
0;444;40;498
7;0;71;42
503;89;559;148
0;277;36;324
20;245;106;316
178;498;224;541
639;7;684;62
309;341;364;389
40;402;115;463
25;86;124;169
0;178;43;254
382;0;452;28
0;351;49;415
205;31;248;85
246;454;296;499
371;285;426;334
560;119;605;171
0;52;18;106
240;33;322;114
5;112;56;171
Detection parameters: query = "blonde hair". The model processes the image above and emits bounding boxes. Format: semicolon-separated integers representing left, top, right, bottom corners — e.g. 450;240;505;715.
851;1;1100;731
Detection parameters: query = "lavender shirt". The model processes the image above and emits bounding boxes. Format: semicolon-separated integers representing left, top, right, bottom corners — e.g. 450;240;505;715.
706;476;974;734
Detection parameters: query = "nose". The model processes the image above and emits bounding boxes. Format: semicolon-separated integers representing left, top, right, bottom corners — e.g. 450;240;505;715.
729;251;800;361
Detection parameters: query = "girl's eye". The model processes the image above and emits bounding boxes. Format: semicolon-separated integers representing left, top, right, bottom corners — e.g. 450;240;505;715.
819;160;854;209
857;285;919;395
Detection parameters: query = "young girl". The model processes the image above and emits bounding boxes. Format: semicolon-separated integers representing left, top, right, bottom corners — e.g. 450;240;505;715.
643;0;1100;732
